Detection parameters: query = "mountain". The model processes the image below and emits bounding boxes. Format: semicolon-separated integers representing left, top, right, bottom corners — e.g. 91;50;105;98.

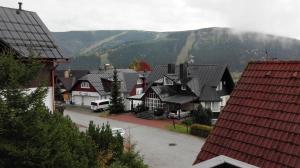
53;27;300;71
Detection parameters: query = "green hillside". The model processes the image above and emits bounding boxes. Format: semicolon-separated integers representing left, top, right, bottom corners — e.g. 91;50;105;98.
53;28;300;71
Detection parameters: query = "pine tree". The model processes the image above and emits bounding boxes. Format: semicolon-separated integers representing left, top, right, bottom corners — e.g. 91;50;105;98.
0;51;97;168
109;68;124;114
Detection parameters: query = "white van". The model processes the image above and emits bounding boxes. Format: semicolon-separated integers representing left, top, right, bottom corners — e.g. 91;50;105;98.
90;99;111;112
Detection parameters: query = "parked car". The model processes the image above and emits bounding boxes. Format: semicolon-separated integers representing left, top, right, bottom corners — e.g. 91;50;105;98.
112;128;125;137
90;99;111;112
168;109;191;119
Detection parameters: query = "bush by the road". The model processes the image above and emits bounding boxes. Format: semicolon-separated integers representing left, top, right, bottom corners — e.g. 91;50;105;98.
190;124;213;138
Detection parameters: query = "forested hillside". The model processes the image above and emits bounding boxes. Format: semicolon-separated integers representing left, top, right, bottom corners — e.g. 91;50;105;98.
53;27;300;71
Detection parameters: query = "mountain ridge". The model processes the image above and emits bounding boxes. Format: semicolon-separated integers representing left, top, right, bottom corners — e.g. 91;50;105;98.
53;27;300;71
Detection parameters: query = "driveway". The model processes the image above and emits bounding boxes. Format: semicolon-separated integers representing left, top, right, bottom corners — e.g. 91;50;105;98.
64;108;205;168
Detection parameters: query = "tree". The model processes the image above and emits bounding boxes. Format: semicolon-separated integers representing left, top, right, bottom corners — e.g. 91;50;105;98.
109;68;124;114
0;52;97;168
129;59;152;72
86;121;123;167
192;104;212;126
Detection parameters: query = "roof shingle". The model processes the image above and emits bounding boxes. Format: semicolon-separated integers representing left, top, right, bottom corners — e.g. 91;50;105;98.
194;61;300;168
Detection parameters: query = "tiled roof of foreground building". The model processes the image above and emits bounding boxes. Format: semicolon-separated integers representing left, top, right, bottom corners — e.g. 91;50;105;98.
194;61;300;168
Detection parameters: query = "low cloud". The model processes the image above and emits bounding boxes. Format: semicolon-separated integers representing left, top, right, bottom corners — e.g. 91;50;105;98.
3;0;300;39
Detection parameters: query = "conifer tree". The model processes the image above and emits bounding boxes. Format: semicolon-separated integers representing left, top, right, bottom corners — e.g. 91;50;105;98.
0;52;97;168
109;68;124;114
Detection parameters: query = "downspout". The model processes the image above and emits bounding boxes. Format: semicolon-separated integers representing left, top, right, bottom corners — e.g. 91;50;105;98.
51;61;58;112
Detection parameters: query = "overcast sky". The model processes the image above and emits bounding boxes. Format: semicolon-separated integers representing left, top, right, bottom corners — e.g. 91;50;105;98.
2;0;300;39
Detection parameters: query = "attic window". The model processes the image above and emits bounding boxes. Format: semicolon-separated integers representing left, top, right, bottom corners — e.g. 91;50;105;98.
81;82;90;88
164;77;173;85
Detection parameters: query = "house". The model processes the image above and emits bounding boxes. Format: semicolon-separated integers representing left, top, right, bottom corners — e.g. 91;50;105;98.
55;69;89;103
71;69;140;110
127;71;150;109
194;61;300;168
0;4;68;111
131;63;234;120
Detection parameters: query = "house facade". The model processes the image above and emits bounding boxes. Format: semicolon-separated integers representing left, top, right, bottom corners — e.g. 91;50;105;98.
138;63;234;120
0;4;68;111
55;69;89;103
194;61;300;168
71;69;140;111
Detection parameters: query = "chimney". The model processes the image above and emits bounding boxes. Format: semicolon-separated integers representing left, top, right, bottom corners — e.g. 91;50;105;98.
167;64;175;74
179;63;188;84
16;2;22;14
64;69;70;78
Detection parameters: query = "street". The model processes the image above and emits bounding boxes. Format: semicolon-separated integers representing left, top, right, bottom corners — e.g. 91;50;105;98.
64;108;205;168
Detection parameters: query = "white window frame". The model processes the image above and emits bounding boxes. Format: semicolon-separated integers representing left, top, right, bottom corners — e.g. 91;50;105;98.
137;78;143;85
136;88;143;95
81;82;90;89
164;77;173;85
211;102;220;112
216;81;222;91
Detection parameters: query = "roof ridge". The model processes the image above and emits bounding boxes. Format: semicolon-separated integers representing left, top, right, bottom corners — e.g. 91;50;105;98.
0;6;36;13
249;60;300;64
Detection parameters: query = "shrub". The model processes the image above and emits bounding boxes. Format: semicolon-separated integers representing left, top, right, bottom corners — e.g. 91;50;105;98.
181;119;193;133
190;124;213;138
192;104;212;125
153;108;164;116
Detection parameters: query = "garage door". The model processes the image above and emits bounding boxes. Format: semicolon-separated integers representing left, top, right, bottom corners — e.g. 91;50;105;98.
83;96;98;106
73;95;82;105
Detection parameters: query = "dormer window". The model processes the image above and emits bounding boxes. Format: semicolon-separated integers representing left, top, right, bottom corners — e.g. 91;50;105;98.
181;85;187;91
137;78;143;85
81;82;90;88
164;77;173;85
216;81;222;91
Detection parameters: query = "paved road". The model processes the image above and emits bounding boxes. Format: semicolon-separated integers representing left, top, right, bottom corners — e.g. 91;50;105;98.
64;108;205;168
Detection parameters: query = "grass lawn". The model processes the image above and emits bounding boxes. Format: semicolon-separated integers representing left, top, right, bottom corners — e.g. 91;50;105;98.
166;124;189;134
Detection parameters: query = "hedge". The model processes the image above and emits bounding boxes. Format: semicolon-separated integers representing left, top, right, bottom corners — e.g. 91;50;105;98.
190;124;213;138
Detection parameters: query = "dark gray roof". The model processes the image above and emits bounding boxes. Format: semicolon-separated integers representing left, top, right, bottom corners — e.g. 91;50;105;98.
56;70;89;79
78;69;139;95
0;6;67;59
58;77;75;91
151;85;197;104
147;64;231;101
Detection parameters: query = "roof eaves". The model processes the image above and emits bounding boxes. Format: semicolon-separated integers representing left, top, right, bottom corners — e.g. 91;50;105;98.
194;155;259;168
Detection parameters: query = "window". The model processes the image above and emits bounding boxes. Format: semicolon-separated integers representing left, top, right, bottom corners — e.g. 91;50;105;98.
164;77;173;85
145;91;164;110
137;78;143;84
205;102;211;109
211;102;220;112
136;88;143;95
81;82;90;88
99;101;109;105
181;85;187;91
216;81;222;91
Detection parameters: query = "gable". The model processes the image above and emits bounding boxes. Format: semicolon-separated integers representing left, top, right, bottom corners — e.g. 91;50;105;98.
146;64;234;98
72;80;97;93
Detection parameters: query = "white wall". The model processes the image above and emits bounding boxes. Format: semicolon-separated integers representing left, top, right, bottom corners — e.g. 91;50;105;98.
27;87;53;112
71;91;101;106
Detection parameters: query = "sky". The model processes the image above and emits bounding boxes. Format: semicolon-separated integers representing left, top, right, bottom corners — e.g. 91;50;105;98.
2;0;300;39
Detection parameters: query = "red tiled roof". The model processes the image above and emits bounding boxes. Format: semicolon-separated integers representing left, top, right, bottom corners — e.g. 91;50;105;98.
194;61;300;168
